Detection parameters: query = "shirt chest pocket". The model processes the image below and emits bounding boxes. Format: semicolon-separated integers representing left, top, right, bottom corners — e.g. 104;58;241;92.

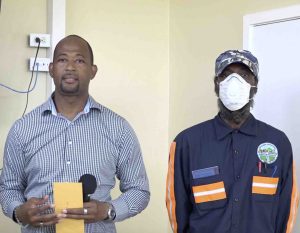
192;174;228;210
252;176;279;202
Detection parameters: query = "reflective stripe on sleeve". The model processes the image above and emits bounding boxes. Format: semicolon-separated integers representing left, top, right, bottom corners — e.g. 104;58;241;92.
286;163;299;233
166;142;178;233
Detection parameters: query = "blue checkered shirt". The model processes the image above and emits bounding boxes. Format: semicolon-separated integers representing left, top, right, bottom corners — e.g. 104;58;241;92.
0;95;150;233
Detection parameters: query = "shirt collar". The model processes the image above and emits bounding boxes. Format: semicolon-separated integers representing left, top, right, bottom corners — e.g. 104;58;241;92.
41;94;102;116
214;113;258;140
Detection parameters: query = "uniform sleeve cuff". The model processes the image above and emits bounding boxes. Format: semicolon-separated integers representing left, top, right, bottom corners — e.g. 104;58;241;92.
111;198;129;222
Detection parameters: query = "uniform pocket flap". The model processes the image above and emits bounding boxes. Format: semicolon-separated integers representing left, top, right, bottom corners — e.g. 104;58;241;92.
193;181;226;203
252;176;279;195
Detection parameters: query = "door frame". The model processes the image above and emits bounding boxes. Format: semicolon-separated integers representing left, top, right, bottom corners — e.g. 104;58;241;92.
243;5;300;232
243;4;300;50
47;0;66;95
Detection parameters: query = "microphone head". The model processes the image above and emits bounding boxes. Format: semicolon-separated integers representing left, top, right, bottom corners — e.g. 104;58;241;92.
79;174;97;202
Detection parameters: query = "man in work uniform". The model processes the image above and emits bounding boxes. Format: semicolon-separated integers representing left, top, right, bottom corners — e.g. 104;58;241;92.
166;50;299;233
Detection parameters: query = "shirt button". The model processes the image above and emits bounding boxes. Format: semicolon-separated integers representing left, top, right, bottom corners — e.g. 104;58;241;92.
234;198;239;202
66;161;71;165
236;175;240;180
68;141;72;145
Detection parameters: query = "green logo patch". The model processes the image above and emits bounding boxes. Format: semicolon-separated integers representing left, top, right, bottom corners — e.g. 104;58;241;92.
257;143;278;164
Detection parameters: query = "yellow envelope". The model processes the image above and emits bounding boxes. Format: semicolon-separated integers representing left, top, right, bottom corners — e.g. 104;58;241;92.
53;182;84;233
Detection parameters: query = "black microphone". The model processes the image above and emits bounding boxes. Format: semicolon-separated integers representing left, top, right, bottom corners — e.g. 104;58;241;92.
79;174;97;202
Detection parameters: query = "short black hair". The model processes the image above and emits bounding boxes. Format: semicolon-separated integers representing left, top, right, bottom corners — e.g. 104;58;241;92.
53;35;94;65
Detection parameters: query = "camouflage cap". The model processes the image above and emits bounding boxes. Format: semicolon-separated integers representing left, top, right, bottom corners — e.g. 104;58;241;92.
215;50;259;78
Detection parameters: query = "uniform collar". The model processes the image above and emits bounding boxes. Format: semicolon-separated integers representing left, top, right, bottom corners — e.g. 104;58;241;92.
214;113;258;140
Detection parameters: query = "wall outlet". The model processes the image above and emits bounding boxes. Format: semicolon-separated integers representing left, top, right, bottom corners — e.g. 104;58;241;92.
29;57;51;72
29;33;51;48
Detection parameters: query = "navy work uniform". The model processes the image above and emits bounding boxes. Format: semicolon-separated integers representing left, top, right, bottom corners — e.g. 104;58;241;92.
166;114;299;233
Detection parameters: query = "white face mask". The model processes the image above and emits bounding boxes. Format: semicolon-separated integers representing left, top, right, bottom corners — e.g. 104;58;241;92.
219;73;255;111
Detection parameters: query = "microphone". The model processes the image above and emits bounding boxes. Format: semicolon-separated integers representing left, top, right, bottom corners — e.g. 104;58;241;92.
79;174;97;202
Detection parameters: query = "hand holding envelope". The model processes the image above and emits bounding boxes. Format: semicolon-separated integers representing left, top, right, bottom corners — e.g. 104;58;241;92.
13;195;63;228
62;200;110;223
53;181;110;233
53;182;84;233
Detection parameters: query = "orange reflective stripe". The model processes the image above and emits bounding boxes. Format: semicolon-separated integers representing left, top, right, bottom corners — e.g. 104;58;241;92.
193;181;226;203
193;181;224;193
252;186;277;195
252;176;279;195
194;191;226;203
166;142;177;233
253;176;279;184
286;163;299;233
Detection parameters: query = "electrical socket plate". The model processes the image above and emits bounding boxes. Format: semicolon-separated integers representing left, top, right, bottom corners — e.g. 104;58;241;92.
29;57;51;72
29;33;51;48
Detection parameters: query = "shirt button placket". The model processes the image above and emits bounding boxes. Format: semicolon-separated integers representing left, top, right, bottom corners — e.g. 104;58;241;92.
234;149;238;157
65;140;72;166
64;124;73;179
231;133;240;232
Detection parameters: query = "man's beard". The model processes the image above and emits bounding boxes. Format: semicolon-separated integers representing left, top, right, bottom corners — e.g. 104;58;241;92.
218;99;253;125
60;82;79;94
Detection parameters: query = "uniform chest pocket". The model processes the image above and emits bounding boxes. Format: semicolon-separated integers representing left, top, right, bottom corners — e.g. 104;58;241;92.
252;176;279;202
192;174;227;210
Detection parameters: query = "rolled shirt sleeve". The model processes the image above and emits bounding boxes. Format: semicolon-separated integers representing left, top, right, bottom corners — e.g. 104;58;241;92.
0;124;27;219
112;119;150;221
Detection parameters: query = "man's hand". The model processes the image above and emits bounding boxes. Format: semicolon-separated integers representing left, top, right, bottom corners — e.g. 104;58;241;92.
16;195;65;227
62;200;110;223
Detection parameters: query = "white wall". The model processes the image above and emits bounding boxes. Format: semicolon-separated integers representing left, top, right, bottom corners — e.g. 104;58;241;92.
0;1;48;232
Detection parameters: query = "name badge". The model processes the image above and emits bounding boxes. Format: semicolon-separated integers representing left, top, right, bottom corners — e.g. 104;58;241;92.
192;166;219;179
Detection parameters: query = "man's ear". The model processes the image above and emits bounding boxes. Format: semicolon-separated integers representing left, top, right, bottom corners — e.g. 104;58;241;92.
49;63;54;78
251;79;258;96
214;76;219;96
90;65;98;80
251;86;258;97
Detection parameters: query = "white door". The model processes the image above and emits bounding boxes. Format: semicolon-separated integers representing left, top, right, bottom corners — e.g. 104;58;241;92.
244;5;300;232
